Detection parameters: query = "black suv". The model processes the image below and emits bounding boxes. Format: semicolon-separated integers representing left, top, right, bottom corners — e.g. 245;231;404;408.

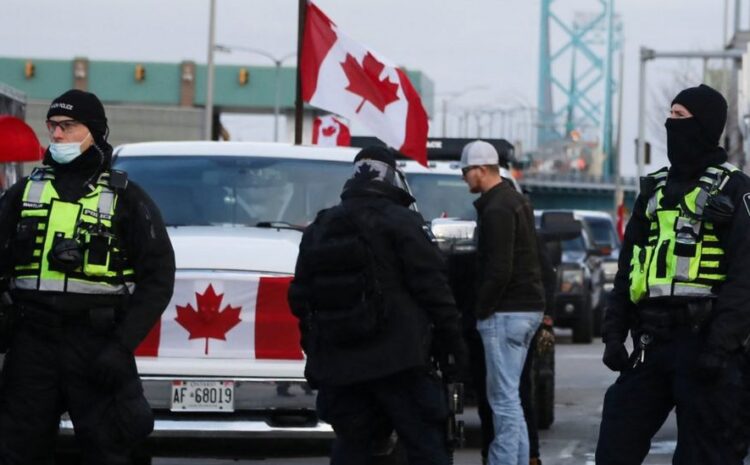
535;210;608;343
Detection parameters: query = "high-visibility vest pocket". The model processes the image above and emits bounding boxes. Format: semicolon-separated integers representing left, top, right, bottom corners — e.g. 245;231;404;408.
629;244;653;303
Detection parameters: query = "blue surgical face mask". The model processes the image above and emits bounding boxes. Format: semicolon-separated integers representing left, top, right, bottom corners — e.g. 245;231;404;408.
49;133;91;164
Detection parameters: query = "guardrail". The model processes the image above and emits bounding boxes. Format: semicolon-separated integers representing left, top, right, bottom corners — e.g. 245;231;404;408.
519;173;639;192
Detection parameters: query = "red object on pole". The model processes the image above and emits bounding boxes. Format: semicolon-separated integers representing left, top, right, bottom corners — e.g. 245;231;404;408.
0;116;43;162
616;202;625;241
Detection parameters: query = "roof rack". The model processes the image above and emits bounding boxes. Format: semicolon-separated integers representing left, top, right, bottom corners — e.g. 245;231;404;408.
349;137;515;162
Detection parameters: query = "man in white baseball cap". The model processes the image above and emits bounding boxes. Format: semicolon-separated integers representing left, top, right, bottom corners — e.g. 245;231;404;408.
460;140;545;465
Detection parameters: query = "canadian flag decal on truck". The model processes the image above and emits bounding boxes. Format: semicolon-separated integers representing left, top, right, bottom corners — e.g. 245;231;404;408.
136;276;303;360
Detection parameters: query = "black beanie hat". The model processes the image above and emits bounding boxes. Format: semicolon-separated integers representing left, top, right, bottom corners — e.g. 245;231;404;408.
353;145;397;168
47;89;109;142
671;84;727;146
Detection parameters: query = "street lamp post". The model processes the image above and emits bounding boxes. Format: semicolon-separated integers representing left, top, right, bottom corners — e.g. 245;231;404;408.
215;44;296;142
439;85;489;137
204;0;217;140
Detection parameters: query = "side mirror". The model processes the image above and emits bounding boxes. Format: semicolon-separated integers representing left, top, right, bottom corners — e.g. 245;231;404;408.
430;218;477;255
537;211;583;242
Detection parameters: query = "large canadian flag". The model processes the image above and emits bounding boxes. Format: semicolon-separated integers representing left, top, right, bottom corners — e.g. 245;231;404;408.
312;115;351;146
301;2;429;165
135;275;303;360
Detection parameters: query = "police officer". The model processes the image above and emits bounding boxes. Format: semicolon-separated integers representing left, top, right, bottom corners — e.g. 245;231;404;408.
288;146;468;465
0;89;175;465
597;84;750;465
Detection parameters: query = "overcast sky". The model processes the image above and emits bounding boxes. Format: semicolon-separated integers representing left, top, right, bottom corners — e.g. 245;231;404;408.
0;0;738;175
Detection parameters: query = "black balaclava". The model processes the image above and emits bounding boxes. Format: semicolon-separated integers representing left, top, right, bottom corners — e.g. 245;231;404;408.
666;84;728;181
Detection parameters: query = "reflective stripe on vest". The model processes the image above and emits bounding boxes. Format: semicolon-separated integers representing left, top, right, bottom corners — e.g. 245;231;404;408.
11;169;135;295
629;163;738;304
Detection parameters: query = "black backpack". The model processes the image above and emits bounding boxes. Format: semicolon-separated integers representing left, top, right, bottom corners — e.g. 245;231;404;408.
306;205;386;346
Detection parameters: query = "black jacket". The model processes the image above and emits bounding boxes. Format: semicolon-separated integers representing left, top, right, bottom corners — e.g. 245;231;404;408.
603;162;750;354
0;144;176;352
288;178;465;387
473;181;545;319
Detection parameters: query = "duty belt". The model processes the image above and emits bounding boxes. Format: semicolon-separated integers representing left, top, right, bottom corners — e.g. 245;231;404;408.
16;302;119;331
637;300;714;333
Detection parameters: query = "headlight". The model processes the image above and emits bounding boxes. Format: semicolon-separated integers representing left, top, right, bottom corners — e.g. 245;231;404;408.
560;268;584;293
602;261;619;281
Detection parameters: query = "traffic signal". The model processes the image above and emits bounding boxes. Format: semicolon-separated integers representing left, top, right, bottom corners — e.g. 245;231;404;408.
134;64;146;82
238;68;250;86
24;60;35;79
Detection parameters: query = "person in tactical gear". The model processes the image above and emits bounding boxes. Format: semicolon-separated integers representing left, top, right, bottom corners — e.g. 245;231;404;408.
596;84;750;465
0;89;176;465
288;146;469;465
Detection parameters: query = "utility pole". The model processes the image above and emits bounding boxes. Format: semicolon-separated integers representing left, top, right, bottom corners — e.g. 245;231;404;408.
204;0;217;140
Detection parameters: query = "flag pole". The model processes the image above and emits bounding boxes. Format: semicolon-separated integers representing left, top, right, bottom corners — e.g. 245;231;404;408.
294;0;306;145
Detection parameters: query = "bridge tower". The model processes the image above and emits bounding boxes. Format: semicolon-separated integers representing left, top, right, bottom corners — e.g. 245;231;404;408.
537;0;622;177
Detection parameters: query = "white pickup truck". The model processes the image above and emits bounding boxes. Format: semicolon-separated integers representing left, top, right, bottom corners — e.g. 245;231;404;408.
60;141;361;440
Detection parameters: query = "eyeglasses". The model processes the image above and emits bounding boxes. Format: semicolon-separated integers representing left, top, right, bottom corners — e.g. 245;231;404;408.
461;165;479;176
45;119;83;134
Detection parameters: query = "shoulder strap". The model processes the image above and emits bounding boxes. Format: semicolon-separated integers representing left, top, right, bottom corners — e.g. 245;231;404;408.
642;167;668;219
28;167;54;182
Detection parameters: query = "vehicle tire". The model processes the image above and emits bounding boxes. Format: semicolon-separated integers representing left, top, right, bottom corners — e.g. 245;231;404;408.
535;344;555;430
572;297;593;344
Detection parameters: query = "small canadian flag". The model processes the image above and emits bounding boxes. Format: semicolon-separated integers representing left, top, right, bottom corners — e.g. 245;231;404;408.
301;2;429;165
312;115;351;146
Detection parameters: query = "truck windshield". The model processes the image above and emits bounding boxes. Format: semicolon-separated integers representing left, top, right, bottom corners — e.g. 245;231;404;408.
405;173;478;220
114;155;352;227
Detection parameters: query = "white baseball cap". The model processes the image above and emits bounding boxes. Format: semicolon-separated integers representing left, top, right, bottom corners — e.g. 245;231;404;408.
460;140;499;168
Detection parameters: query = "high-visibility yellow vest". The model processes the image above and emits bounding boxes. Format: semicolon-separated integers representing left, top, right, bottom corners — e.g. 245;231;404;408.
629;163;738;304
11;168;135;295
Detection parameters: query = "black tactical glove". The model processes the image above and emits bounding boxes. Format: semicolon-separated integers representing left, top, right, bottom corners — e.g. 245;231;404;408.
695;348;729;384
603;341;630;372
93;340;138;390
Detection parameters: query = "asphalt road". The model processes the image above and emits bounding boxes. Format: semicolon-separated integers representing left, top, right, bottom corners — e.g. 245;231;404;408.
149;330;685;465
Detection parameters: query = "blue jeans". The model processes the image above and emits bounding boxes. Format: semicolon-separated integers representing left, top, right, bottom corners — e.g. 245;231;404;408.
477;311;543;465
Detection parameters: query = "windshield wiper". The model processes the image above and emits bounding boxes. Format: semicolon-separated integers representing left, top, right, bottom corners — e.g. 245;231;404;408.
255;221;305;232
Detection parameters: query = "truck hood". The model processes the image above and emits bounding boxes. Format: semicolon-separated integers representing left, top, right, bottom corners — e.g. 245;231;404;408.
561;250;586;264
167;226;303;274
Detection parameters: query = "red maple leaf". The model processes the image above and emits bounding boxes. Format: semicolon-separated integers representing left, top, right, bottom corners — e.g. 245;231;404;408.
340;52;400;113
175;284;242;355
322;125;337;137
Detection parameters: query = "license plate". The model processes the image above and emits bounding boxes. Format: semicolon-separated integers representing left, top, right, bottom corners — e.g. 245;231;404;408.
171;380;235;412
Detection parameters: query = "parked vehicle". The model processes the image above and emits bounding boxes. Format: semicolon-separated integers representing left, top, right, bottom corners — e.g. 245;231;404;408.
535;210;608;343
571;210;621;335
58;142;363;443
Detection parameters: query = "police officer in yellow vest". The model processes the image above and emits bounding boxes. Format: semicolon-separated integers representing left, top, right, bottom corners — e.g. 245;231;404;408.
596;84;750;465
0;90;175;464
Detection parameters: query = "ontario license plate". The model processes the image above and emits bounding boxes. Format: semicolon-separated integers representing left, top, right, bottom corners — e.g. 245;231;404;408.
171;380;235;412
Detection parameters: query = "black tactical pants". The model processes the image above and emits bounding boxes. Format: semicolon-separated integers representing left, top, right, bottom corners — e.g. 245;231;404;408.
0;308;152;465
596;327;750;465
316;369;450;465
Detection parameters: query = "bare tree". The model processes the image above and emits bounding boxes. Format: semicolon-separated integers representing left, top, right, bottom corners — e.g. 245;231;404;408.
648;60;702;157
